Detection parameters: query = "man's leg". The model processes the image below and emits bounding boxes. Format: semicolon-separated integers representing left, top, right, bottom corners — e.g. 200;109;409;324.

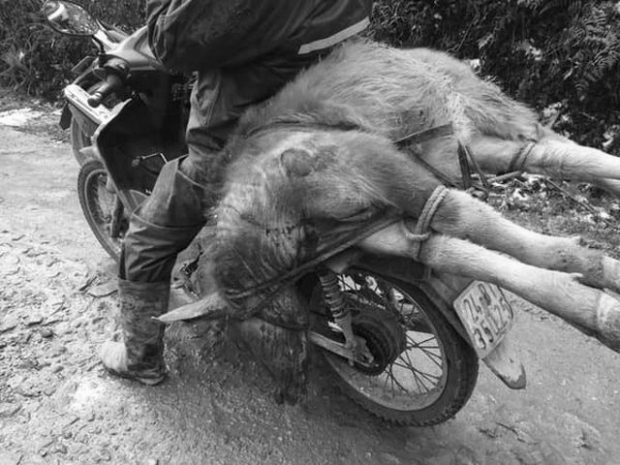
99;52;329;384
99;156;214;384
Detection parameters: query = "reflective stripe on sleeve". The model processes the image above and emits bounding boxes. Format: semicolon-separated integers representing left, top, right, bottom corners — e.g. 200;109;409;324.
298;17;370;55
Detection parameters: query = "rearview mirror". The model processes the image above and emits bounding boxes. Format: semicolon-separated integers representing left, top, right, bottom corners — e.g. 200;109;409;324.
43;1;100;36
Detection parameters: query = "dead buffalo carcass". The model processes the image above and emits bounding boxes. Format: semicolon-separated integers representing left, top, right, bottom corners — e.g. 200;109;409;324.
162;40;620;425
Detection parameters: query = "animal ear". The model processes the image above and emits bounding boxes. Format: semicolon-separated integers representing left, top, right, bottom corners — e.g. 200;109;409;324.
280;148;314;177
156;292;228;323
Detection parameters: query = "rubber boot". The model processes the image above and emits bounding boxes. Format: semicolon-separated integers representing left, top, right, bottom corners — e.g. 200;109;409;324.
99;280;170;385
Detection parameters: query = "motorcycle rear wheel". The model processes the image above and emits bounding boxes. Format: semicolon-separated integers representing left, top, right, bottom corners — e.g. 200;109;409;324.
77;159;127;262
321;270;478;426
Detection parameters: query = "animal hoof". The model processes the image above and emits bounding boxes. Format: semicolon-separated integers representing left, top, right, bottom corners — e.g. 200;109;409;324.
596;293;620;354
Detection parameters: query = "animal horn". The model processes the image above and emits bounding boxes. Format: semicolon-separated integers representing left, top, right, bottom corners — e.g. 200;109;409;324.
157;292;228;323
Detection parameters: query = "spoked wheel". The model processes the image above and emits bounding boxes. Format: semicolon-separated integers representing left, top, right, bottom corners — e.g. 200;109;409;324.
319;270;479;426
77;159;127;262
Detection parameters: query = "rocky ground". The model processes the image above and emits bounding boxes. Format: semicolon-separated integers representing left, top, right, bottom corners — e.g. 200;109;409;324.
1;99;619;465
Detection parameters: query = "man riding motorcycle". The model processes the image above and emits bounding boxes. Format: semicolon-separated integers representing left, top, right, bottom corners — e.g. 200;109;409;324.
99;0;373;385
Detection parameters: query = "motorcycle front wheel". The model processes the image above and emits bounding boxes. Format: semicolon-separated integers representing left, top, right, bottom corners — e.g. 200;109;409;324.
77;159;127;262
319;270;478;426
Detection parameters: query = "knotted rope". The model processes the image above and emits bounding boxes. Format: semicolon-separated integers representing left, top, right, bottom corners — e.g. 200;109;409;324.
404;185;449;261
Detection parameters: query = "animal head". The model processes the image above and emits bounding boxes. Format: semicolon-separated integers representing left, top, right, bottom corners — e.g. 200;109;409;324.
213;130;355;312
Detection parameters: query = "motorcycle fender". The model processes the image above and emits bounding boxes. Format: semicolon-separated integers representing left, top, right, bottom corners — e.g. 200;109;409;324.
426;271;526;390
59;104;72;130
60;66;101;130
482;333;527;390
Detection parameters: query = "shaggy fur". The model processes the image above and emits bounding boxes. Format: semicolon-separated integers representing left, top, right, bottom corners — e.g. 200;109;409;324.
228;41;542;184
211;40;620;307
185;39;620;403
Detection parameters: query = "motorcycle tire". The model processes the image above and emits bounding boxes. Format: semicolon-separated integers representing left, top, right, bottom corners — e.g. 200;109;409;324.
77;159;126;262
320;269;478;426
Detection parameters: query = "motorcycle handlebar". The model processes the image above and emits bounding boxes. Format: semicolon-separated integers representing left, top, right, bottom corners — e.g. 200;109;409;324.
87;73;123;107
87;58;129;107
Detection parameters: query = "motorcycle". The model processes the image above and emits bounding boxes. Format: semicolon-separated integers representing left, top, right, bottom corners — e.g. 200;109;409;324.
44;0;526;426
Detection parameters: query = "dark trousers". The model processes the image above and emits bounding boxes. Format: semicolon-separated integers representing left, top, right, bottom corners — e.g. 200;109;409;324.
121;51;326;283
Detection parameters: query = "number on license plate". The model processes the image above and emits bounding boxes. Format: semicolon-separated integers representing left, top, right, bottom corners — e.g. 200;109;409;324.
453;281;514;358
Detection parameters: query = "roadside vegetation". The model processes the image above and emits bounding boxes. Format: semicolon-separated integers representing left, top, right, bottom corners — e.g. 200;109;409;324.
0;0;144;99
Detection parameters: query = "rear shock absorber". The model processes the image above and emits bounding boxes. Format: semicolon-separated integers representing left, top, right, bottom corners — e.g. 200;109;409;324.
319;268;348;320
319;269;359;357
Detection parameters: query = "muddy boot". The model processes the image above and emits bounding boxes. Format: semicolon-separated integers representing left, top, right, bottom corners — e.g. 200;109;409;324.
99;280;170;385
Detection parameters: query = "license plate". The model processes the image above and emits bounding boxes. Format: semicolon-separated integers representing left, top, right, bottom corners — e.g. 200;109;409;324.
453;281;514;358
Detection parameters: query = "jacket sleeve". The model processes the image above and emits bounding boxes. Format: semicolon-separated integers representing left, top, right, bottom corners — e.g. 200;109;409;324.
146;0;372;73
146;0;256;72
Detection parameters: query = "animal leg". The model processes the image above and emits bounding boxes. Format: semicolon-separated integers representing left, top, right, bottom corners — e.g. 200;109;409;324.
470;136;620;197
428;189;620;293
290;134;620;291
360;227;620;353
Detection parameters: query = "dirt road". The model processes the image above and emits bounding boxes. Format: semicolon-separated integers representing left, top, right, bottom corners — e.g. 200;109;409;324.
1;116;620;465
